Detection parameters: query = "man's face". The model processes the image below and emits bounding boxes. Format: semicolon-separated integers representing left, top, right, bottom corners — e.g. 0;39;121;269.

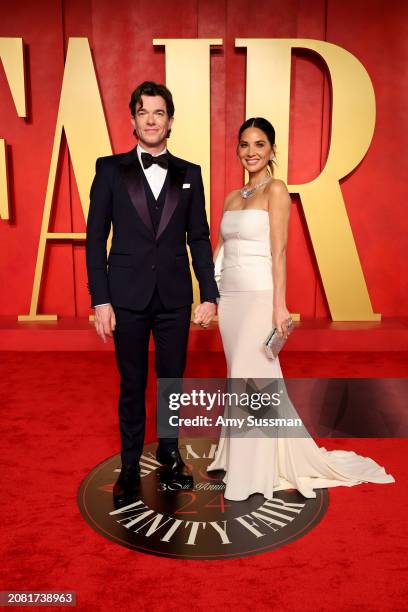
131;95;174;151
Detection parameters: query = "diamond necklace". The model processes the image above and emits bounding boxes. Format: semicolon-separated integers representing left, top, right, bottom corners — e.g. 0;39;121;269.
240;174;271;199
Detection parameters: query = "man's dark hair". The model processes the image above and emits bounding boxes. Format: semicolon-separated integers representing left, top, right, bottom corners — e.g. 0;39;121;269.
129;81;174;117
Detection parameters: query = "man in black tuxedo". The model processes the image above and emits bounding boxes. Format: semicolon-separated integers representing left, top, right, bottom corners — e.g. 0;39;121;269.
86;81;218;500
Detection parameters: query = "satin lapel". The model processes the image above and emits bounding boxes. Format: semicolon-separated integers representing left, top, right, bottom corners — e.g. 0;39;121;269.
156;155;186;240
120;151;154;237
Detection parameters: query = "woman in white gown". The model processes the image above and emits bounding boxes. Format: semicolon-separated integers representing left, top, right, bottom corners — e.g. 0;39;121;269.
206;117;395;501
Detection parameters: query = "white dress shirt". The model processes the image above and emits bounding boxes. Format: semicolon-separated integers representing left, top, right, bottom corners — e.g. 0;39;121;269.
94;143;168;308
137;143;168;199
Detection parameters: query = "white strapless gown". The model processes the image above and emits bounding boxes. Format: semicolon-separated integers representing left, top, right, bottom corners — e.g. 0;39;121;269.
207;210;395;501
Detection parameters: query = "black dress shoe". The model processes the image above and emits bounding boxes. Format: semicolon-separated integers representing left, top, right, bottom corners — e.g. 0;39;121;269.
113;464;141;499
156;447;194;489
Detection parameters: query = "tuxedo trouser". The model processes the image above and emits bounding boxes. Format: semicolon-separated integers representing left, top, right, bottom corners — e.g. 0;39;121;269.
112;287;191;466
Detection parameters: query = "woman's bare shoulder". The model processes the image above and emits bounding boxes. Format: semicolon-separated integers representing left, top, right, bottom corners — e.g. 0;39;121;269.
266;178;290;210
223;188;241;210
266;178;289;195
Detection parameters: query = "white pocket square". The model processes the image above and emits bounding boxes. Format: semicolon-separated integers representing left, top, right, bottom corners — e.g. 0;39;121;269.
182;183;191;189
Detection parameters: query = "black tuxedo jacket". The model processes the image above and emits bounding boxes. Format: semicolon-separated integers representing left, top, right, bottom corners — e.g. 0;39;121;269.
85;146;219;310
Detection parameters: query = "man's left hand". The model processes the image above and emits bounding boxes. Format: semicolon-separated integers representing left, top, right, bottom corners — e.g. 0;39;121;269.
193;302;216;327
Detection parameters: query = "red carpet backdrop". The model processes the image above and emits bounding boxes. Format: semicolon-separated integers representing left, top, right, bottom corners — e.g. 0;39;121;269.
0;0;407;610
0;0;407;321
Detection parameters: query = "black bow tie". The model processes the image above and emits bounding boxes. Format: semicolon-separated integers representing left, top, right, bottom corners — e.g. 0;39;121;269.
141;152;169;170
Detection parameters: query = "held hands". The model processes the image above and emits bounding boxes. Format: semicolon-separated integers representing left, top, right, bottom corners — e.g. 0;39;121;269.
94;304;116;343
273;305;293;338
193;301;217;328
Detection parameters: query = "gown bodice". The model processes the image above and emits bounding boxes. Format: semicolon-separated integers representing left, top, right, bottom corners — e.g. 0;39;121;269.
218;209;272;291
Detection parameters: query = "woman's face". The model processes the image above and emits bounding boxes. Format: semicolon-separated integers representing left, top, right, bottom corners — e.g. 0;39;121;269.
237;127;275;173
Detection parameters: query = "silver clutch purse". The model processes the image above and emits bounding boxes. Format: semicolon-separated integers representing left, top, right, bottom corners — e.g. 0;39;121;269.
263;321;294;359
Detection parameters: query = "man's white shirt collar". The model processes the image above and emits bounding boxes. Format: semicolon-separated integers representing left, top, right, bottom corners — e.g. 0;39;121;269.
137;143;167;162
136;143;168;200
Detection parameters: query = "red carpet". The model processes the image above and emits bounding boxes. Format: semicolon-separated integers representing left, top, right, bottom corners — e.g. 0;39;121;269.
1;351;407;611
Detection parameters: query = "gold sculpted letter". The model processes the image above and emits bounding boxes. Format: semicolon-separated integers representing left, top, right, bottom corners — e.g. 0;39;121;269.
153;38;222;305
236;39;379;321
18;38;111;321
0;38;26;220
